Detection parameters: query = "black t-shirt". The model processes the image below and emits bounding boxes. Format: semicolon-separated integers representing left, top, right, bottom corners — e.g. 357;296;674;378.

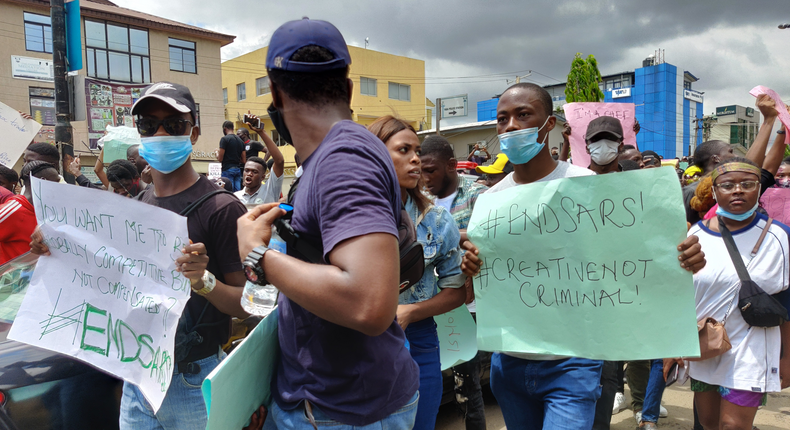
219;134;245;171
245;140;265;159
138;176;246;360
683;168;776;224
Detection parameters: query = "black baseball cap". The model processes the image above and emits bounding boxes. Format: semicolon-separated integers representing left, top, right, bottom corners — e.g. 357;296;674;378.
585;116;623;141
131;82;196;116
266;17;351;73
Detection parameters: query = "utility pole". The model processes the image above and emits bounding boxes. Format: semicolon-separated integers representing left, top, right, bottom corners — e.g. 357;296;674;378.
51;0;74;182
435;97;441;136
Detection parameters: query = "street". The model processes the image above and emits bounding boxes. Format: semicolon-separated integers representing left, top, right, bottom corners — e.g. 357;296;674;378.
435;384;790;430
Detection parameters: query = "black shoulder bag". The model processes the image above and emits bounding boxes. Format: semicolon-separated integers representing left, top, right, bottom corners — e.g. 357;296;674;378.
719;216;788;328
273;176;424;292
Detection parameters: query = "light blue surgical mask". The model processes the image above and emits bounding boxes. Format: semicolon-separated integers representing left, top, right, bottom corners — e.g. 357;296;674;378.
139;134;193;174
498;116;551;165
713;189;760;221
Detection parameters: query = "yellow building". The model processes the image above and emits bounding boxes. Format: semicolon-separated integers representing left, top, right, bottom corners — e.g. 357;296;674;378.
221;45;427;143
0;0;233;173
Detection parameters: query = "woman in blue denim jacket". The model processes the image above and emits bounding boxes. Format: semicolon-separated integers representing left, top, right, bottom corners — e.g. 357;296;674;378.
369;116;467;430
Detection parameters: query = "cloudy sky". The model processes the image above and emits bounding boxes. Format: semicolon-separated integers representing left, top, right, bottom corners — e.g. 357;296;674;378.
114;0;790;127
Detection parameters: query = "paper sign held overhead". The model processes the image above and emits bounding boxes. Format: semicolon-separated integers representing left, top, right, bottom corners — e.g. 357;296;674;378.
0;101;43;168
750;86;790;145
760;188;790;226
9;178;191;412
563;102;637;168
467;168;699;360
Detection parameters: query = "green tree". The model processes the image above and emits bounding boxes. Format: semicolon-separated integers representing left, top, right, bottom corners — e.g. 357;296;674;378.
564;53;604;103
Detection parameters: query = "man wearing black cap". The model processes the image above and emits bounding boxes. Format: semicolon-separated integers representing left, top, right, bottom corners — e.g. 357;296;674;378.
123;82;248;428
585;116;625;175
237;18;418;429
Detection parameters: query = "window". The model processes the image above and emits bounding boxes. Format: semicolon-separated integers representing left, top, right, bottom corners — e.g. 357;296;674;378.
388;82;410;101
256;77;270;96
360;77;377;96
684;81;692;90
223;88;228;105
85;20;150;83
169;38;196;73
237;83;246;101
24;12;52;53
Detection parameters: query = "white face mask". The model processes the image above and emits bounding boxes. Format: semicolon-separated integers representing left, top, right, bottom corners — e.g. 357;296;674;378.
588;139;620;165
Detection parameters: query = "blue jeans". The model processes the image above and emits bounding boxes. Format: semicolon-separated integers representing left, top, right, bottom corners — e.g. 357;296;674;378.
263;392;419;429
491;353;603;430
641;359;667;423
405;318;442;430
222;167;242;191
119;349;225;430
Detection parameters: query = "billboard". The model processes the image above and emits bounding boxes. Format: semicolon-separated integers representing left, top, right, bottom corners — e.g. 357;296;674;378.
84;78;147;149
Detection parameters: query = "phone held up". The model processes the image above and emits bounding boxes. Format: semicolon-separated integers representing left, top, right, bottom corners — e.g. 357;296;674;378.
243;114;261;129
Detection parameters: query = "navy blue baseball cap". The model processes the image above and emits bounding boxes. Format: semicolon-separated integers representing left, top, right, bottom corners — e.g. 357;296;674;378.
266;17;351;73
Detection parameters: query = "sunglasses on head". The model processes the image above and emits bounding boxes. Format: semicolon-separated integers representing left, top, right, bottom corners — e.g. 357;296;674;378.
136;116;194;137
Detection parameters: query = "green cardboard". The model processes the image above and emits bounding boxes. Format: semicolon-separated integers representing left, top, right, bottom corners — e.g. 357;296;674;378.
202;309;279;430
467;167;700;360
435;304;478;370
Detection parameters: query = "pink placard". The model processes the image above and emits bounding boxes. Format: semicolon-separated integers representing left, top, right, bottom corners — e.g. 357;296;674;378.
563;102;637;167
749;85;790;145
759;188;790;226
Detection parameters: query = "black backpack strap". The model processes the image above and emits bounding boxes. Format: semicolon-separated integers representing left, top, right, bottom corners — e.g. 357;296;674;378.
180;189;234;217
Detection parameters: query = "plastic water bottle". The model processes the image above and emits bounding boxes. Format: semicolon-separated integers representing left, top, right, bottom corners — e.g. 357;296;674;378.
241;228;286;316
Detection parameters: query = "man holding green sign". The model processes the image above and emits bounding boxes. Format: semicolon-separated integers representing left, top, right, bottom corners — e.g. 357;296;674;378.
460;83;706;429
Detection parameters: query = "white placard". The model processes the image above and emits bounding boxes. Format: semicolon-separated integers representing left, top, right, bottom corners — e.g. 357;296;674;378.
11;55;54;82
442;94;468;118
0;100;43;167
9;178;191;412
208;163;222;180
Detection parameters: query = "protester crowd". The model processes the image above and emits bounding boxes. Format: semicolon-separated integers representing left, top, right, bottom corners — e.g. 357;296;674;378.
2;17;790;430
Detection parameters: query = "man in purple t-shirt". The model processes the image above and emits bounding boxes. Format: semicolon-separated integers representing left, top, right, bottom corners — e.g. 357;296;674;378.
237;18;419;429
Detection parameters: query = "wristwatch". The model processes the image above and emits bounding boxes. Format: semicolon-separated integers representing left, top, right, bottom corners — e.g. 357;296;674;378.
191;270;216;296
243;245;269;285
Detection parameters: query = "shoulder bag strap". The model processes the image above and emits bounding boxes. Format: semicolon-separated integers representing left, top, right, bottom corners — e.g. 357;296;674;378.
718;216;752;283
717;216;750;324
179;189;234;217
750;218;773;257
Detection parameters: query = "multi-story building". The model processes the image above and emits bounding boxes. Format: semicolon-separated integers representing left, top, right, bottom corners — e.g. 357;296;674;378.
707;105;762;151
1;0;234;172
221;45;427;140
539;57;704;158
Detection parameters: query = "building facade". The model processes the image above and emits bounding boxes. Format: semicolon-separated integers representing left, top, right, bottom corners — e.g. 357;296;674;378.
221;45;427;142
540;60;704;158
1;0;233;172
707;105;761;150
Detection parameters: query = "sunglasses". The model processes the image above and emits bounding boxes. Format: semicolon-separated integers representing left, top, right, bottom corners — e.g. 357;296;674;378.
136;117;194;137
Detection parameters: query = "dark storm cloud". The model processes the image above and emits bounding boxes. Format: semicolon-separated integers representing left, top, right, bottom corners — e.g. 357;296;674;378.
114;0;789;123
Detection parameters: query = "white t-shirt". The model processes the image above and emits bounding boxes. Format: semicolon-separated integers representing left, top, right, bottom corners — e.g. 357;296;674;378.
234;169;284;208
486;161;595;361
435;190;457;213
687;215;790;393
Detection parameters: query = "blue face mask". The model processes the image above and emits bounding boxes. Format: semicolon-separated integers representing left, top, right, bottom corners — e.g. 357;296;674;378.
139;134;193;174
498;116;551;164
714;189;760;221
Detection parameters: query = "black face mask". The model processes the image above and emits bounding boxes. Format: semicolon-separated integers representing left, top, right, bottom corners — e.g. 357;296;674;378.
268;103;292;145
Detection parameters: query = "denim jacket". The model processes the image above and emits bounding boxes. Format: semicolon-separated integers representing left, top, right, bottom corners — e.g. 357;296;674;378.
399;196;465;305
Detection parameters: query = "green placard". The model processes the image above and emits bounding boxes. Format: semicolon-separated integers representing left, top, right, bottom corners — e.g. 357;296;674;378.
467;167;700;360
